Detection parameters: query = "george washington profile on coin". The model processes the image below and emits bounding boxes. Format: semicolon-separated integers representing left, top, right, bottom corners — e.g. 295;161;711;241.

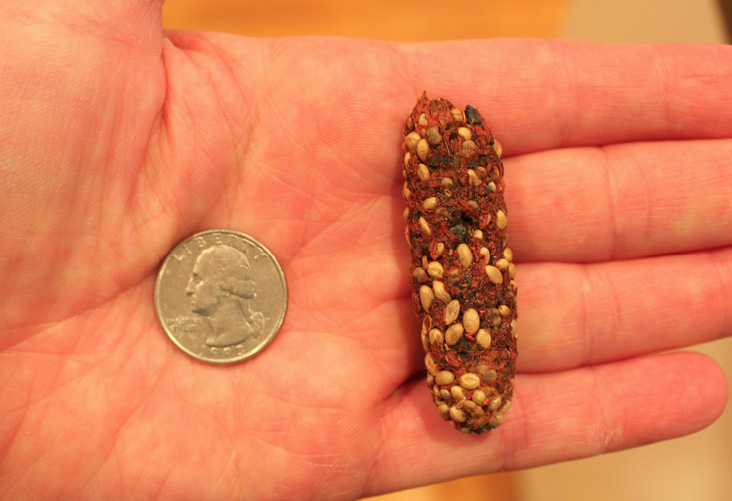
185;244;265;347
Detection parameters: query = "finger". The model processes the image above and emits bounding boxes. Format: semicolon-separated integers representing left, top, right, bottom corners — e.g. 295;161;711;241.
505;139;732;262
397;40;732;155
367;352;727;496
516;247;732;373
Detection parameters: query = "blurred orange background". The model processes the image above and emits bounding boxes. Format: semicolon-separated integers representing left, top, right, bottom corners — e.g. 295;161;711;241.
161;1;731;500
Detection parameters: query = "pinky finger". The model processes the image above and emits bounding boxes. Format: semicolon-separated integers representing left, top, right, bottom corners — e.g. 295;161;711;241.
366;351;728;496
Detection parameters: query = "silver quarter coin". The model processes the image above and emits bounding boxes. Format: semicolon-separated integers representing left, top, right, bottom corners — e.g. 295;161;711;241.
154;230;287;364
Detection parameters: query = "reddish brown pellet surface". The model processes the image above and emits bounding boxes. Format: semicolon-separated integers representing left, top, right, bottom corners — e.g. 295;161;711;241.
403;93;517;434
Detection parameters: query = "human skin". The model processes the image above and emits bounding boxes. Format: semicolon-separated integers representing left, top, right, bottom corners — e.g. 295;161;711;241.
1;1;731;499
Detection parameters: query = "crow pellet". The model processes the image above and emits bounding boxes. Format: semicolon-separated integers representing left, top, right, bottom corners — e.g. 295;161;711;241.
403;93;517;434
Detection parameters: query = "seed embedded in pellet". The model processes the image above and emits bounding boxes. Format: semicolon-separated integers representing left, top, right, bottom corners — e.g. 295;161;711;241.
449;406;467;423
472;390;487;406
494;139;503;158
459;373;481;390
457;127;472;140
485;265;503;284
426;126;442;145
495;258;509;270
436;370;455;385
405;131;421;151
417;163;430;181
499;400;512;415
419;285;433;311
435;242;445;256
457;243;473;268
476;329;491;349
439;388;450;400
445;323;464;345
450;108;464;121
425;354;438;375
438;403;450;419
445;299;460;325
413;266;426;282
418;113;428;125
402;183;410;201
441;177;453;187
467;169;480;186
417;139;430;162
462;308;480;334
473;229;483;240
461;140;477;156
496;209;507;229
508;263;516;278
432;280;451;303
503;248;513;262
429;328;444;346
498;305;511;317
450;385;465;401
488;395;503;411
403;152;411;168
423;197;437;210
427;261;444;278
418;216;431;236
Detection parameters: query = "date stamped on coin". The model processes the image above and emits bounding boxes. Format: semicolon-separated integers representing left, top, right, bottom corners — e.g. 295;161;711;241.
154;230;287;364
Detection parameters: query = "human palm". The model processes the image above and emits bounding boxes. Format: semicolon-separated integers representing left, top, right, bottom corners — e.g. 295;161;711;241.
2;2;731;499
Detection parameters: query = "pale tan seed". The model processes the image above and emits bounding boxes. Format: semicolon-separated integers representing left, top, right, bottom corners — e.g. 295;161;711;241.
403;152;411;168
495;258;509;270
480;247;490;264
437;403;450;419
508;263;516;278
498;304;511;317
421;332;429;351
511;319;517;336
412;266;426;282
467;200;479;211
404;226;410;245
473;229;483;240
486;181;497;192
417;139;430;162
491;316;502;327
450;108;464;121
432;281;451;303
461;140;477;156
406;115;413;129
503;247;513;262
427;261;444;278
402;208;409;220
426;374;435;386
425;353;438;375
462;400;477;411
457;127;472;140
488;414;504;428
402;169;406;179
445;299;460;325
435;370;455;385
481;368;498;383
476;329;492;349
419;285;433;311
450;385;465;401
435;242;445;257
472;390;487;406
467;169;480;186
402;183;410;201
418;216;431;236
439;388;450;400
422;255;429;269
441;177;453;187
449;406;467;423
445;323;464;345
496;209;507;230
426;126;442;145
459;373;481;390
423;197;437;210
418;113;428;126
417;163;430;181
485;265;503;284
405;131;421;151
462;308;480;335
432;385;441;399
510;279;518;293
457;243;473;268
422;314;432;335
429;328;444;346
488;395;503;411
494;139;503;158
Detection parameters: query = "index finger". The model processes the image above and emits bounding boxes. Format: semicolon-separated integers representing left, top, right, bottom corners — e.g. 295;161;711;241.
396;40;732;155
